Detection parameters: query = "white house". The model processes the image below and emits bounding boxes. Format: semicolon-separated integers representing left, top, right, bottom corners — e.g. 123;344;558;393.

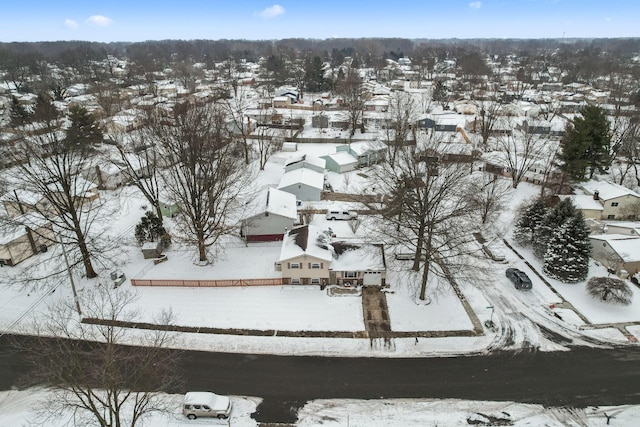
580;180;640;220
589;234;640;277
278;168;325;201
240;187;298;242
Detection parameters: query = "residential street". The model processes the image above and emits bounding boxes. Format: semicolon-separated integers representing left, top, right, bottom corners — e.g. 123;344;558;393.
2;335;639;424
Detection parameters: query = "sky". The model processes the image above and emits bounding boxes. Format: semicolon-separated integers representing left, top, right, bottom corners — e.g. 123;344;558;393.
0;0;638;43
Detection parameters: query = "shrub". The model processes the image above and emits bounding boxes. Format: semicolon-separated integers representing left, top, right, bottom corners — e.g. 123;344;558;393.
586;277;633;305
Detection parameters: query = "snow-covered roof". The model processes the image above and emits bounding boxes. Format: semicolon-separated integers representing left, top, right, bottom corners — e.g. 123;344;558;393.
559;195;604;211
589;234;640;262
325;152;358;166
278;168;324;190
265;187;297;219
580;180;640;201
0;189;42;205
279;224;333;262
0;213;51;245
330;242;385;271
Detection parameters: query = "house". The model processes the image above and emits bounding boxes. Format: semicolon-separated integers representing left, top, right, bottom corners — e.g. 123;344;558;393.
273;96;291;108
278;168;325;201
559;195;604;220
589;234;640;277
240;188;298;242
336;142;386;168
284;154;326;174
329;241;386;286
603;222;640;236
321;151;359;174
580;180;640;220
0;214;55;266
278;225;387;286
278;224;333;285
1;189;43;219
311;114;329;129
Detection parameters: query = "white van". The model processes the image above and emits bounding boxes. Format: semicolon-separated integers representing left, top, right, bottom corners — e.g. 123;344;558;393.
326;210;357;220
183;391;232;420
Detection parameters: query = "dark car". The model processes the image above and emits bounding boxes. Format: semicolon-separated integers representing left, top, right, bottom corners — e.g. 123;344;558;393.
505;268;532;290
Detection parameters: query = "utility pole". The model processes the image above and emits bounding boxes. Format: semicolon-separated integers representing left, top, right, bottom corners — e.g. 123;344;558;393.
57;232;82;315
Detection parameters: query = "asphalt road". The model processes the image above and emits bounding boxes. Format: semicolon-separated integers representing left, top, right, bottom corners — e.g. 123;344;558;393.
2;335;640;424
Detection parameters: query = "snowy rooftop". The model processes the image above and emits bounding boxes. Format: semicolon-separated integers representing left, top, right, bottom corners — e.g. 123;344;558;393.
324;151;358;166
589;234;640;262
330;242;385;271
0;188;42;205
580;180;640;200
278;168;324;190
264;187;297;219
560;195;604;211
279;224;333;262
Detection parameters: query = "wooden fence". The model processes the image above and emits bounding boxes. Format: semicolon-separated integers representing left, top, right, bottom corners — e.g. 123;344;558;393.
131;278;283;287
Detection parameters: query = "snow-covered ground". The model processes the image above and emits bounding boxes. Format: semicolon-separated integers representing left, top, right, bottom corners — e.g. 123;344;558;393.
2;143;640;425
1;388;638;427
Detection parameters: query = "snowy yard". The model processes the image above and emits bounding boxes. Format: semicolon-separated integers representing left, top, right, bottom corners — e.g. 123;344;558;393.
1;388;638;427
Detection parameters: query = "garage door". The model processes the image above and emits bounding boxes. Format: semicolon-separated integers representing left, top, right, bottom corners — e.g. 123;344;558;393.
363;271;382;285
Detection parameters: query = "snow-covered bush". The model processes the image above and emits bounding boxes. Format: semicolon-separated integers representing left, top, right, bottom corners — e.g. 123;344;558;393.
586;277;633;305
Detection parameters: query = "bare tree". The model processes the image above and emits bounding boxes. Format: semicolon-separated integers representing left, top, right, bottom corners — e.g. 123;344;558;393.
223;84;254;165
366;134;490;300
336;67;365;138
495;120;549;188
15;285;181;427
469;90;503;146
254;122;284;170
468;173;512;225
382;91;418;166
109;130;165;223
150;102;252;262
6;112;103;278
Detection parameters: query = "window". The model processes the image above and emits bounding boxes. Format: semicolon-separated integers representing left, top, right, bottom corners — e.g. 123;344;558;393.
291;278;301;284
309;262;322;269
344;271;357;278
607;215;615;219
311;278;320;284
611;202;619;207
289;262;300;269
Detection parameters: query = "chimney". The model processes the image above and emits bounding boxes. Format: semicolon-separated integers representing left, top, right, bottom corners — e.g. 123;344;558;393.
593;190;599;201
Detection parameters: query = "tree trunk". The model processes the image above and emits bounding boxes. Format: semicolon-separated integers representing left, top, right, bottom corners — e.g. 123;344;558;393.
78;236;97;278
198;238;207;262
419;257;430;301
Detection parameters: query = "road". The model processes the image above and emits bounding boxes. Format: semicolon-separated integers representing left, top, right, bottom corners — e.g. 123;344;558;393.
2;335;640;424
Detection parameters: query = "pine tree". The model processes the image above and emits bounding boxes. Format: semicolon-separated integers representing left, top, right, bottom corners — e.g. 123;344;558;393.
135;211;166;244
559;105;611;181
543;213;591;282
65;105;103;149
533;198;576;258
514;198;547;246
303;56;327;92
9;95;32;127
33;92;59;123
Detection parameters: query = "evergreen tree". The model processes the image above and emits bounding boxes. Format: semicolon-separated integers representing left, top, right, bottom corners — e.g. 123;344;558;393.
533;198;576;258
9;95;32;127
543;213;591;282
303;55;327;92
33;92;59;123
432;80;449;109
559;105;611;181
514;198;547;246
65;106;103;149
135;211;166;244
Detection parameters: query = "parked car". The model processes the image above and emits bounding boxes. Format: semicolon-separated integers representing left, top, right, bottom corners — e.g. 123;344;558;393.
182;392;232;420
505;268;532;290
326;210;357;221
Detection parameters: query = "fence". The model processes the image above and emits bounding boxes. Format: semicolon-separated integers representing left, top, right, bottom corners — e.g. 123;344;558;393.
131;278;283;287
